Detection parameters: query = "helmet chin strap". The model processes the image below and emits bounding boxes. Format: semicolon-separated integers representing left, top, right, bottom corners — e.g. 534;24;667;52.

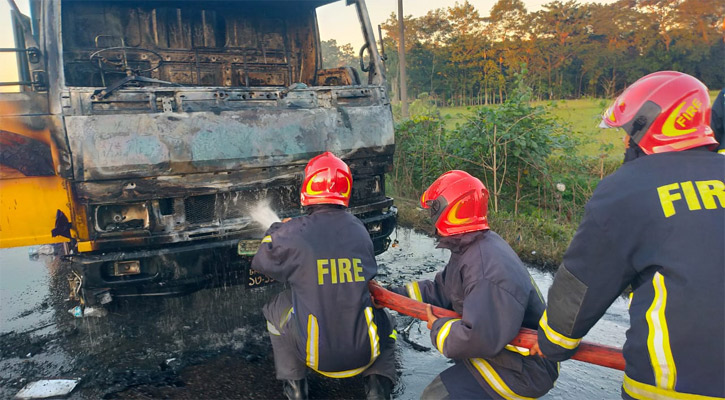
623;137;646;163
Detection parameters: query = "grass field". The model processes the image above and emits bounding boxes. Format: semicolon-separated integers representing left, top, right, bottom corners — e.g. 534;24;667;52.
542;98;624;158
439;99;625;159
437;90;720;160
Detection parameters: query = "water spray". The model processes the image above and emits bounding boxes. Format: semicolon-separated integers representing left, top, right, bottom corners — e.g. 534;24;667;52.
248;201;281;231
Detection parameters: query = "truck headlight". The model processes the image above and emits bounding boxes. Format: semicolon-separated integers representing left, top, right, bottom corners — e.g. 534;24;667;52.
113;260;141;276
95;203;150;232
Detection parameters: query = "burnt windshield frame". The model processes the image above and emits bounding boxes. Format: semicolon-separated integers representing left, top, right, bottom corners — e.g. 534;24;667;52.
59;0;326;88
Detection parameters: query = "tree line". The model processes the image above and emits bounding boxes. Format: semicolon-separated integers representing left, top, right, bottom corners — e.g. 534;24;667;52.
324;0;724;106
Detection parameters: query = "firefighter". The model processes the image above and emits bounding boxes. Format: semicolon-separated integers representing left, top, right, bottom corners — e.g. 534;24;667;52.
533;71;725;399
251;152;396;400
387;170;558;399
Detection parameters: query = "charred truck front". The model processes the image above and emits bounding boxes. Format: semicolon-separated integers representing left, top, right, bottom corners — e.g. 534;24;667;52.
0;0;396;306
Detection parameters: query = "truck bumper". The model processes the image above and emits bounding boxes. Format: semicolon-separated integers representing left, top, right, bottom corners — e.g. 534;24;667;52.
72;204;397;305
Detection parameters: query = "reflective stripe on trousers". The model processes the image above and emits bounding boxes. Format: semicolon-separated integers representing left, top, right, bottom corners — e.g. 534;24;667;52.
304;307;380;378
469;358;537;400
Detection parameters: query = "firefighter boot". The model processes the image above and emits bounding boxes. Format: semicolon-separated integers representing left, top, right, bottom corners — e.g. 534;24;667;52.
282;378;308;400
364;374;392;400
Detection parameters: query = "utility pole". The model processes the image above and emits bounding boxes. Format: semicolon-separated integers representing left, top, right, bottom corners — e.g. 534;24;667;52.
397;0;408;119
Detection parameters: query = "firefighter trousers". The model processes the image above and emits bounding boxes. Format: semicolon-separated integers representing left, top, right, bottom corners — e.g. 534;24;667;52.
262;289;397;382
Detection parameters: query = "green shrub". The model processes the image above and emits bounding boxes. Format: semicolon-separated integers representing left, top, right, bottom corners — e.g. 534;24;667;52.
391;114;451;198
388;72;627;266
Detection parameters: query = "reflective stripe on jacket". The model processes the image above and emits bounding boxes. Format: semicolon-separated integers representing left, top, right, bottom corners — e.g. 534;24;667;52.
538;150;725;399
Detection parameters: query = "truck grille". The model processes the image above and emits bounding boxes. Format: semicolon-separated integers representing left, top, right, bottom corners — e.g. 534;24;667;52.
183;186;301;225
184;195;216;224
180;176;379;227
222;186;300;219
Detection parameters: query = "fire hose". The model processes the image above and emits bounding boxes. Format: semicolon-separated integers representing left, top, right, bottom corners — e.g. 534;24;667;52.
369;281;625;371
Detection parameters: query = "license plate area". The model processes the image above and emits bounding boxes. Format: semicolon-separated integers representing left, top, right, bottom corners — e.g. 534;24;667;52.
238;239;275;288
247;267;275;288
237;239;260;256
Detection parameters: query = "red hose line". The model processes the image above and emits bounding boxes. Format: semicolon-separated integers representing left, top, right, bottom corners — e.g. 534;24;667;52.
369;281;625;371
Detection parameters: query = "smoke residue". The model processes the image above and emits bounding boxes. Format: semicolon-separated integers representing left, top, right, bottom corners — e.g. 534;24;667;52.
249;201;281;231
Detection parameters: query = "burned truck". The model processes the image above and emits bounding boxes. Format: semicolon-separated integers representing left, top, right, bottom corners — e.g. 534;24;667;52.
0;0;396;306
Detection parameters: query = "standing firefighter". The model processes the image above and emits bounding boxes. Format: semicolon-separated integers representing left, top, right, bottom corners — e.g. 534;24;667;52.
251;152;396;400
388;170;558;399
534;71;725;399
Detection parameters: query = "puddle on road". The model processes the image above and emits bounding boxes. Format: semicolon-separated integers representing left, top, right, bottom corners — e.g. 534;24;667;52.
0;246;75;399
0;246;54;335
0;245;279;399
0;229;628;399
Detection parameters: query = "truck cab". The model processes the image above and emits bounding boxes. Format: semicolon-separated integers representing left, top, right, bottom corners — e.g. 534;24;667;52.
0;0;396;306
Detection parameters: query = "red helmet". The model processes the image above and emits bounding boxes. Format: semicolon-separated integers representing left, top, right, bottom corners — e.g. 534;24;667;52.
420;170;489;236
301;152;352;207
600;71;717;154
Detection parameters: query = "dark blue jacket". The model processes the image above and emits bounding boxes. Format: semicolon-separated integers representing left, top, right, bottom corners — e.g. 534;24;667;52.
251;206;385;377
394;230;558;398
538;149;725;399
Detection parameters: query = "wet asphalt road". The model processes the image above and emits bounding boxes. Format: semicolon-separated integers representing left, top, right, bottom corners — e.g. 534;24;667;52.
0;228;628;399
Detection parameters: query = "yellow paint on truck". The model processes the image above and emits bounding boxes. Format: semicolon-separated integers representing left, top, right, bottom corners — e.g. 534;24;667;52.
0;176;71;247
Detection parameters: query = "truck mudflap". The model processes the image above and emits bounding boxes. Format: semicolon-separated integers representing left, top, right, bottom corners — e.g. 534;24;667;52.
72;204;396;305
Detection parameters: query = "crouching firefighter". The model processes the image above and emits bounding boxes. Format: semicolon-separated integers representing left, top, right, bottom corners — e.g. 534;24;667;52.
251;152;396;400
533;71;725;399
387;170;558;399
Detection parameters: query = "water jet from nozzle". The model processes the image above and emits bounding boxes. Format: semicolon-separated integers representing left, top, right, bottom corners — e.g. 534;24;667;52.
249;201;281;231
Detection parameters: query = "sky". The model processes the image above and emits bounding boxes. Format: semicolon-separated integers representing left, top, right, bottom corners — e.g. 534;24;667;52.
0;0;617;89
0;0;30;88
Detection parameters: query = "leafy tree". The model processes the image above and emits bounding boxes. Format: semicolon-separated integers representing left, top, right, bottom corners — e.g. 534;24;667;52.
320;39;356;69
377;0;722;105
448;73;570;212
487;0;529;43
639;0;682;52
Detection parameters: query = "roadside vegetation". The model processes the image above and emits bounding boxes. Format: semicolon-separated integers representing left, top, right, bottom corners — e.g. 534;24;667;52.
388;74;625;268
390;88;721;268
